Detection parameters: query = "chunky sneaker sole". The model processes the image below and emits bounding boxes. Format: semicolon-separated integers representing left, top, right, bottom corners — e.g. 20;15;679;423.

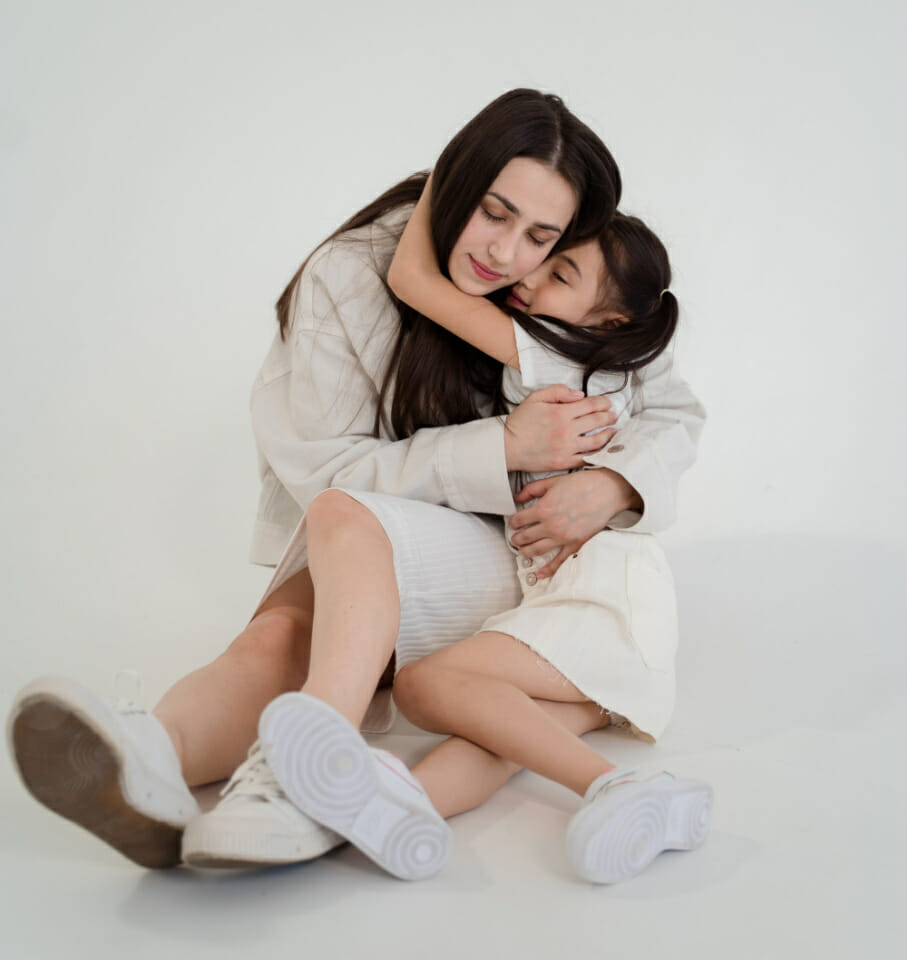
7;676;197;868
182;811;344;869
259;693;451;880
566;772;713;884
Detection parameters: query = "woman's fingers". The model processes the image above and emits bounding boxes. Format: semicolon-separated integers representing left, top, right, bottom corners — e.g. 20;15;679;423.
536;546;576;580
512;476;556;506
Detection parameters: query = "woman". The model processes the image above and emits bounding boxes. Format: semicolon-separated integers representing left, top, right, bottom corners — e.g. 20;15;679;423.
8;89;704;872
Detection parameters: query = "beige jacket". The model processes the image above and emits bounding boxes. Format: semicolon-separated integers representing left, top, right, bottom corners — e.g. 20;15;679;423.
249;208;706;565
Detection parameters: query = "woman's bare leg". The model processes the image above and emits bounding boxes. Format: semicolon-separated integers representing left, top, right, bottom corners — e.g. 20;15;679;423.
412;699;610;818
300;490;400;727
155;490;400;787
395;631;616;797
153;569;316;787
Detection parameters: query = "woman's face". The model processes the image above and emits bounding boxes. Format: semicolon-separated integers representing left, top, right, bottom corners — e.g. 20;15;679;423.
506;239;620;328
448;157;576;295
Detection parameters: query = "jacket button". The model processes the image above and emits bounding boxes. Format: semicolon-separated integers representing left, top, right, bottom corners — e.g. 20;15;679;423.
526;573;538;586
608;444;624;453
520;556;533;568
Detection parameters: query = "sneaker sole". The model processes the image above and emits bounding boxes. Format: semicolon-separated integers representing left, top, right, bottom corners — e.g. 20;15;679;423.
7;679;189;868
182;813;345;869
259;694;451;880
567;774;713;884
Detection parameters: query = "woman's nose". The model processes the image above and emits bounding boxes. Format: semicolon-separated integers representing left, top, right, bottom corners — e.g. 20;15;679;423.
488;227;519;267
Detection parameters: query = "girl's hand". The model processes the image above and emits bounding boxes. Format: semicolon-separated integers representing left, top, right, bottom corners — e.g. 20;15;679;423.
503;384;617;473
509;468;643;578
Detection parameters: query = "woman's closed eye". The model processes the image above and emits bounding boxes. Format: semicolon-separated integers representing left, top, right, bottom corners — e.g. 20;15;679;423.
481;207;506;223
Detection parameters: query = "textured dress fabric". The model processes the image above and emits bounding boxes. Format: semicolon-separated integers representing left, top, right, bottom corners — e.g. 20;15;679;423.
479;322;678;741
248;209;705;732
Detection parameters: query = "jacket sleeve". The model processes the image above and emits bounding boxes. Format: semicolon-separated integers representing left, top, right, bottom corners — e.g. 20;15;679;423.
581;346;707;533
250;236;516;520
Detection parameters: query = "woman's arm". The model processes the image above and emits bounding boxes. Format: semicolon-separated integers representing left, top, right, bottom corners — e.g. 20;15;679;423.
251;230;618;554
506;346;706;576
386;179;520;369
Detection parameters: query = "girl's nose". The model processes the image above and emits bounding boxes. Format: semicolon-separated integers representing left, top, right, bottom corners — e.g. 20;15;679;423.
520;265;542;290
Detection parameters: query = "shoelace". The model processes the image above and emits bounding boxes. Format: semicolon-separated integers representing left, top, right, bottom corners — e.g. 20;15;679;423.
219;741;286;804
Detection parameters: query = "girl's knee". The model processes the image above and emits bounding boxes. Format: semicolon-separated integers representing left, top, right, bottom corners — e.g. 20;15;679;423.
393;660;441;722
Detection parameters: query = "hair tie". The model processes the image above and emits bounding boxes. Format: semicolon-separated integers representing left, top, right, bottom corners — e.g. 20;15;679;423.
659;288;670;299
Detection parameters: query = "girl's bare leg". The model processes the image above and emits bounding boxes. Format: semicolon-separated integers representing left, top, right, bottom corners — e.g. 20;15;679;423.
394;631;616;797
412;699;610;819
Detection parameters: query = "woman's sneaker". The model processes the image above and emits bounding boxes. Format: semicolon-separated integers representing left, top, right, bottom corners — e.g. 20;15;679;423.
566;769;713;884
7;675;199;868
259;692;451;880
182;741;344;868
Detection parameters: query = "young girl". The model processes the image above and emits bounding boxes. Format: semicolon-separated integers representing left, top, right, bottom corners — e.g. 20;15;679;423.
253;182;712;885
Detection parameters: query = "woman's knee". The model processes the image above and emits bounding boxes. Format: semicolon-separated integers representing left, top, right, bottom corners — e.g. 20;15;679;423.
228;606;312;677
306;490;376;538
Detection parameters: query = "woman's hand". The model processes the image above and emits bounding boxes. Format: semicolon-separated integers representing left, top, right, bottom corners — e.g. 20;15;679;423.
503;384;617;473
509;468;643;578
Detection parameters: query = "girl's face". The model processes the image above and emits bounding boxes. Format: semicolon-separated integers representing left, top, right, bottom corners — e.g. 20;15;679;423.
507;239;619;328
448;157;576;295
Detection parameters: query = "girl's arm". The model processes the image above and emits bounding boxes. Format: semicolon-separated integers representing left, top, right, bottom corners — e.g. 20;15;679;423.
387;177;520;370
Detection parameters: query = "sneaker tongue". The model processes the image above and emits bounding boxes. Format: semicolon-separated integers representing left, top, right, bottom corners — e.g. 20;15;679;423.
221;746;286;804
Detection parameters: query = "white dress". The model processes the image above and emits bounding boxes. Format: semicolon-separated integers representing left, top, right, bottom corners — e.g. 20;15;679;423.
478;322;678;741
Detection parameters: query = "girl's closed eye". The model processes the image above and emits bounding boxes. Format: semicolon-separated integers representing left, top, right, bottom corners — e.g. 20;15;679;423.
552;271;569;284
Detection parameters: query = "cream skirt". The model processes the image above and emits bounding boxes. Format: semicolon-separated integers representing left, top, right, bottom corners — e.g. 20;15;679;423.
480;529;677;741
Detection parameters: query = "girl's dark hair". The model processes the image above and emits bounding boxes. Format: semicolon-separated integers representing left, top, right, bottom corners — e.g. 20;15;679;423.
511;212;678;395
275;88;622;438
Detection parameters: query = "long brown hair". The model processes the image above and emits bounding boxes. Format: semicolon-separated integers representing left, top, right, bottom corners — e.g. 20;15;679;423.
275;89;622;438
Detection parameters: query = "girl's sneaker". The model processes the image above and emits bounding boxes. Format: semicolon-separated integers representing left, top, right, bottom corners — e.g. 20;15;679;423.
182;741;344;868
7;674;199;868
566;769;713;884
259;692;451;880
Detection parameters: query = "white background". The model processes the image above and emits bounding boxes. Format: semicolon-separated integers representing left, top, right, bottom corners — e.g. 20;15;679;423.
1;2;905;958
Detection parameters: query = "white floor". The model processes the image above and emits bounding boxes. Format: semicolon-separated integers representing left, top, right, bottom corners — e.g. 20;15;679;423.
2;535;905;960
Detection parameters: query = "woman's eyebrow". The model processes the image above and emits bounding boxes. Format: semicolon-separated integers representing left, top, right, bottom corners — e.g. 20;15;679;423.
486;192;564;233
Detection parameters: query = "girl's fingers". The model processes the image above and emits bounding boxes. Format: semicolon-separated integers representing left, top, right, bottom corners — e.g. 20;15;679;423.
515;538;560;558
578;428;617;453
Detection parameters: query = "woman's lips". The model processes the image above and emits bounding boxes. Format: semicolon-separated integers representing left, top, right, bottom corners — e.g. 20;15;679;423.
468;255;503;282
507;291;529;309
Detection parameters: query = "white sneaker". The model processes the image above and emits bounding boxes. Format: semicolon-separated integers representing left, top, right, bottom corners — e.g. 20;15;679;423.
7;674;199;868
566;769;713;884
182;741;344;868
259;692;451;880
